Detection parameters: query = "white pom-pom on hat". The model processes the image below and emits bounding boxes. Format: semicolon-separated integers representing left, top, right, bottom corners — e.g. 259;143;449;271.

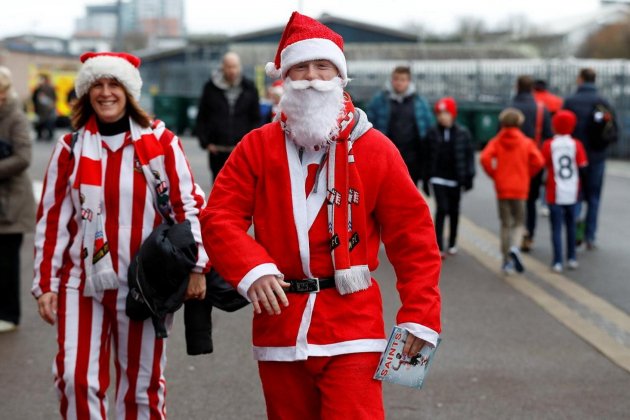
265;61;282;79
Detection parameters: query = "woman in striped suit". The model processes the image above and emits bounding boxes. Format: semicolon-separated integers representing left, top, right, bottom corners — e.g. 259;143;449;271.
33;52;209;419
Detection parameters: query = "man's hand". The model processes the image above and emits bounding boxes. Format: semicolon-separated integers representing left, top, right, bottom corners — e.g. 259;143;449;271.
403;332;426;357
185;272;206;301
207;144;219;155
37;292;58;325
248;275;290;315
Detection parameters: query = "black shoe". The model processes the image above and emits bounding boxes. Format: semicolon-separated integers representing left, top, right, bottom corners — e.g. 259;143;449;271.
509;246;525;273
520;235;533;253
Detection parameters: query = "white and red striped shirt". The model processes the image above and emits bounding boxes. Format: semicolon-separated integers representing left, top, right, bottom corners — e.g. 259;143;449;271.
542;134;588;205
33;125;208;297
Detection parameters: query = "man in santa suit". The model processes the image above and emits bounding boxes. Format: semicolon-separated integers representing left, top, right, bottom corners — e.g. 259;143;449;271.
200;12;441;419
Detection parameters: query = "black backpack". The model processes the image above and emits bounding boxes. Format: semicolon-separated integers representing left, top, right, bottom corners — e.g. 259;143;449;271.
586;101;618;151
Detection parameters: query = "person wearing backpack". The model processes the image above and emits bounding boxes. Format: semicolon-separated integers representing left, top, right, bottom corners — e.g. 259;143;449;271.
563;68;618;249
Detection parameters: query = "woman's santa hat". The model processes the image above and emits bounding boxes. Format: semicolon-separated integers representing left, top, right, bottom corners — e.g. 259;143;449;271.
75;52;143;100
265;12;348;85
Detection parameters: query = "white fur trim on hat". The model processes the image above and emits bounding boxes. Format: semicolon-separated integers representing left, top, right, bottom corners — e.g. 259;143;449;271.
75;55;142;100
280;38;347;83
265;62;282;78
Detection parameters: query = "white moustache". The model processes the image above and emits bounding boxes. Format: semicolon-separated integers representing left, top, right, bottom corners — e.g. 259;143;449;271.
284;77;343;92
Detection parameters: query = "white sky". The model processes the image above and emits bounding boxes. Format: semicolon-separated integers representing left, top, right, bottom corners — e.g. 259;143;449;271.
0;0;605;39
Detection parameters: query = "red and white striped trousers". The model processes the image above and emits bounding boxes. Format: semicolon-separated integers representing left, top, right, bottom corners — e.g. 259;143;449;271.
54;282;172;420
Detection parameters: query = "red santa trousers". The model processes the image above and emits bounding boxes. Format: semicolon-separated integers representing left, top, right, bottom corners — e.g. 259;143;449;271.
54;284;170;419
258;352;384;420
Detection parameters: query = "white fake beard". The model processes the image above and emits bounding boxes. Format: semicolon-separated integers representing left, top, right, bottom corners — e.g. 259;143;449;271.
279;77;345;150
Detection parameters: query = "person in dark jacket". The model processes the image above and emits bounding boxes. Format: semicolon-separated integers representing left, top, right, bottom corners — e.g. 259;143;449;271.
32;73;57;141
423;97;475;257
563;68;617;249
509;75;553;252
366;66;434;185
196;52;261;180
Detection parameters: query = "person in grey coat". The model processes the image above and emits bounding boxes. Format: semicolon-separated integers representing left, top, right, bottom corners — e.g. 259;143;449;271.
0;66;36;332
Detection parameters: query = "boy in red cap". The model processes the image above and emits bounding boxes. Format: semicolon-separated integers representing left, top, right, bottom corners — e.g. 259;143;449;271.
423;97;475;258
201;11;441;419
541;110;588;272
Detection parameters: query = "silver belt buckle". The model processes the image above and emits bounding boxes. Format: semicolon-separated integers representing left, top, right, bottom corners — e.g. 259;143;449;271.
304;277;320;293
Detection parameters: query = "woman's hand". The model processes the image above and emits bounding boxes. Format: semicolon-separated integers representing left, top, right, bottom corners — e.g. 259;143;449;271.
185;272;206;301
37;292;58;325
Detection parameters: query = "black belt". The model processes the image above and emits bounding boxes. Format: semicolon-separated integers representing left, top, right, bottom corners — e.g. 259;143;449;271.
286;277;336;293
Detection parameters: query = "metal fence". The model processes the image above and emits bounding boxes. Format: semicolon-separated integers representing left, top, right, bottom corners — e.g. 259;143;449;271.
143;58;630;158
347;59;630;158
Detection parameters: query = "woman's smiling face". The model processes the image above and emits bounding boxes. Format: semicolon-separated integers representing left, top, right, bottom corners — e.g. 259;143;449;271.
89;78;127;123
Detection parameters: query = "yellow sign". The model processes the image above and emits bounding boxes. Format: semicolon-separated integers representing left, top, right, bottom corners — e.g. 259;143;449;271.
28;65;77;117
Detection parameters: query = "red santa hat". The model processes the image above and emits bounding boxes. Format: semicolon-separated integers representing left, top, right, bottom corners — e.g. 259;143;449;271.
74;52;142;100
434;96;457;118
265;12;347;84
269;79;284;96
552;110;577;135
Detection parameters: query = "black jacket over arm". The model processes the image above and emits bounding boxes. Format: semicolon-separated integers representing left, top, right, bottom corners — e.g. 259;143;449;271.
126;221;248;354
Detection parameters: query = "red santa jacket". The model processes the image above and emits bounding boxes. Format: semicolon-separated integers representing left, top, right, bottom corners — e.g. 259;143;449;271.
200;119;441;361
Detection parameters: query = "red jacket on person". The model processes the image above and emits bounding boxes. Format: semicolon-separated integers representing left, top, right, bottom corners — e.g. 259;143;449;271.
480;127;545;200
200;120;442;361
534;90;563;115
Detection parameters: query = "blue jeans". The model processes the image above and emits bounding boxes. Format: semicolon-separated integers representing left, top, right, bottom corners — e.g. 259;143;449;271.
576;160;605;243
548;204;577;265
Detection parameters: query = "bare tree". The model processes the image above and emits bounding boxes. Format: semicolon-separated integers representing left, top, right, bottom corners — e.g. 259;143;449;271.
401;20;435;42
496;14;536;39
578;15;630;58
456;16;487;43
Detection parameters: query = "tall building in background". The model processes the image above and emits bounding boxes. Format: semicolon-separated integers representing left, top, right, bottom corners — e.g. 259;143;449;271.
71;0;185;52
134;0;185;38
72;3;133;53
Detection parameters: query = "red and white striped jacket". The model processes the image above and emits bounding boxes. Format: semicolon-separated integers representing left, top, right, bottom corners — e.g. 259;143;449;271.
32;123;208;297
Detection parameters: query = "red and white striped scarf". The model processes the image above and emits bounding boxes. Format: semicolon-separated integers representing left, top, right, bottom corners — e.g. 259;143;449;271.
74;116;172;297
283;94;371;294
325;96;371;294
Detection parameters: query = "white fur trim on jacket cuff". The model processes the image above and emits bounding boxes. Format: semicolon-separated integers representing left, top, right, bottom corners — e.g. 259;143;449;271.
398;322;440;347
237;263;283;300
